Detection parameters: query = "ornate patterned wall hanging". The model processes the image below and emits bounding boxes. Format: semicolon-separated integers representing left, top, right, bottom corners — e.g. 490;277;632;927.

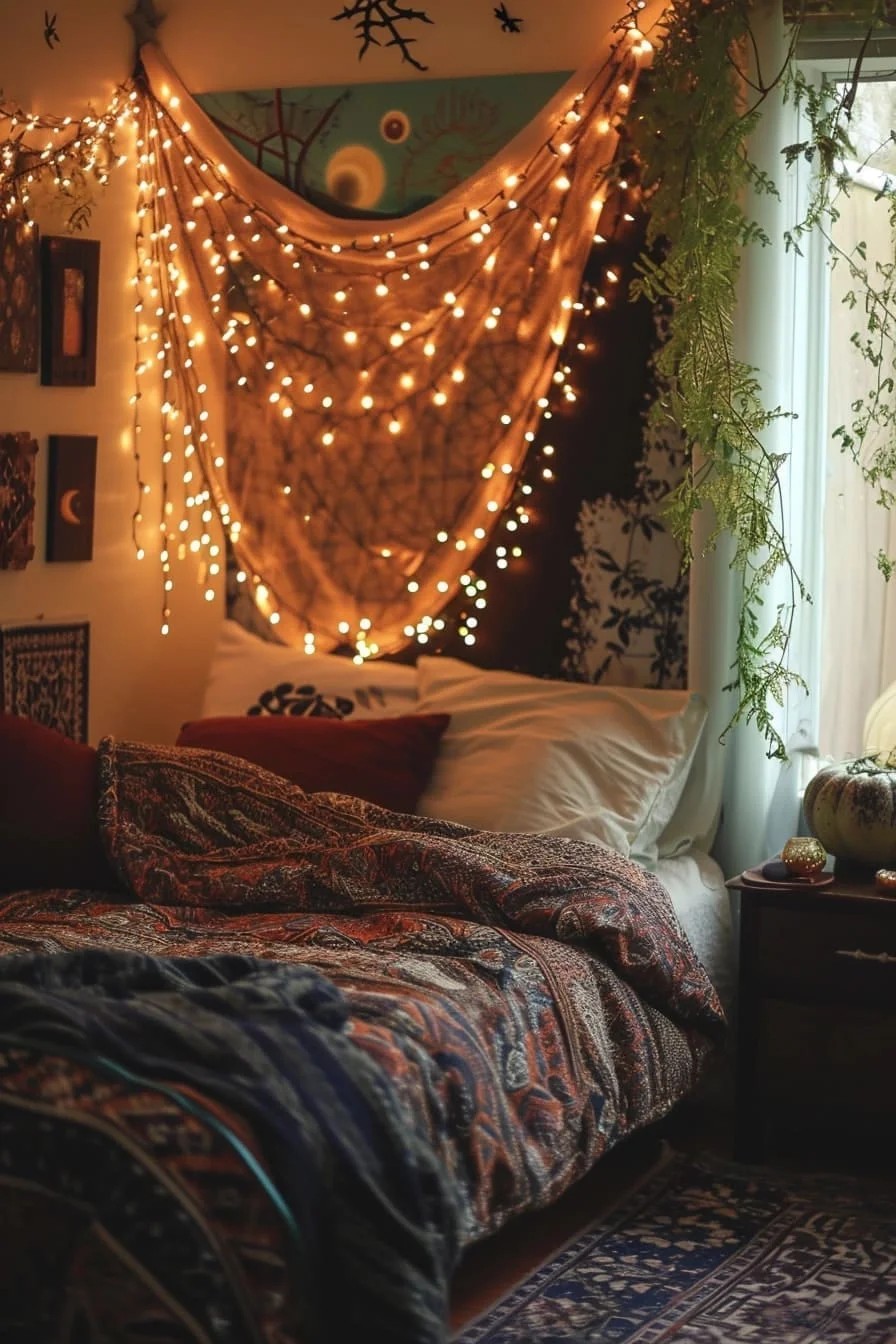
0;621;90;741
1;3;679;686
223;154;688;689
130;17;653;656
0;432;38;570
0;221;39;373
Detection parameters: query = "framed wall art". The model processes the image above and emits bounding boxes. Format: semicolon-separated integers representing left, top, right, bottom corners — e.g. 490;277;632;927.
0;620;90;742
40;236;100;386
0;221;40;373
0;431;38;570
46;434;97;562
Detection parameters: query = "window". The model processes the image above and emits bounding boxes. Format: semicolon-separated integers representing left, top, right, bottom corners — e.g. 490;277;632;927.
804;72;896;761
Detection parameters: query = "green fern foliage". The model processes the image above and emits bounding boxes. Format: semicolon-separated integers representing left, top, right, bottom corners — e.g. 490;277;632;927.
627;0;894;758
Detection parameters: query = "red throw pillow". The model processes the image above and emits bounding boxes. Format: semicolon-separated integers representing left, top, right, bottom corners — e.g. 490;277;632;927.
176;713;450;815
0;713;120;893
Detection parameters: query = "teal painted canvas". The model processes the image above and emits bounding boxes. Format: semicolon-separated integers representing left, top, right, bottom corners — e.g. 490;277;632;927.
196;72;569;217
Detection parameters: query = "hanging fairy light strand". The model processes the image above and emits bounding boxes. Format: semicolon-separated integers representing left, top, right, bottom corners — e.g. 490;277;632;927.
0;85;135;226
128;8;653;654
0;2;655;659
433;167;646;655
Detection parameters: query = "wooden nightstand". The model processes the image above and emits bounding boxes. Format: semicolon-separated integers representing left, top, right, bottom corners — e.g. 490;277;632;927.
728;871;896;1165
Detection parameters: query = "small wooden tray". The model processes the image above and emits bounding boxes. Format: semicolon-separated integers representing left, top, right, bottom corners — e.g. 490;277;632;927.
740;865;834;890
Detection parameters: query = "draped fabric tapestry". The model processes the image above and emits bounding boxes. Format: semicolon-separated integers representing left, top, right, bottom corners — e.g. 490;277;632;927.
133;21;654;659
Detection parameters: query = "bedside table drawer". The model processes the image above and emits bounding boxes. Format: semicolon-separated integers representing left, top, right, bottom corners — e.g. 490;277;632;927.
759;999;896;1121
758;904;896;1006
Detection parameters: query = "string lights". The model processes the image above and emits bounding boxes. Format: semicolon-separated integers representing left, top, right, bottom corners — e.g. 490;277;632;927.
1;3;654;661
432;166;646;658
0;87;135;228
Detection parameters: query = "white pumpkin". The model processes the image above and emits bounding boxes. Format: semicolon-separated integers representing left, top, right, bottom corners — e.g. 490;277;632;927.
803;755;896;867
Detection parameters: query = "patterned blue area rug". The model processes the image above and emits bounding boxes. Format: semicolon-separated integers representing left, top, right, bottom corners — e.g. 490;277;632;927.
455;1149;896;1343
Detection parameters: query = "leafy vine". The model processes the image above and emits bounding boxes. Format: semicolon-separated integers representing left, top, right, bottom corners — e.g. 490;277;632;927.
628;0;896;757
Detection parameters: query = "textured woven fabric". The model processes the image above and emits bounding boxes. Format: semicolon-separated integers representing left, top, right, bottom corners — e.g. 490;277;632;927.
0;737;726;1341
456;1150;896;1343
0;951;461;1344
134;27;651;650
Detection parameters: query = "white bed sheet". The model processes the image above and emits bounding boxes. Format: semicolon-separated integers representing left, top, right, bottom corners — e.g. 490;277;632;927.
655;849;735;1011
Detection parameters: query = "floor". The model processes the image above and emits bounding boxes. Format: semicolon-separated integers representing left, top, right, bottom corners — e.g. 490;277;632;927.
449;1093;732;1332
450;1069;896;1333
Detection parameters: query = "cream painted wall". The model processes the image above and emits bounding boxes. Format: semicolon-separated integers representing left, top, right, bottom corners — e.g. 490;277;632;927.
0;151;221;744
1;0;632;745
2;4;216;746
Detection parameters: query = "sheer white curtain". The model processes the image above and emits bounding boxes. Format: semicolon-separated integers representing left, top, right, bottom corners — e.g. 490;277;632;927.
692;1;823;879
820;182;896;761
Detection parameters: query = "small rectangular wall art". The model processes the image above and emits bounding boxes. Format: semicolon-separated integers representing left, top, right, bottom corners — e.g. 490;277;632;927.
0;620;90;742
40;236;100;386
46;435;98;562
0;221;40;373
0;431;38;570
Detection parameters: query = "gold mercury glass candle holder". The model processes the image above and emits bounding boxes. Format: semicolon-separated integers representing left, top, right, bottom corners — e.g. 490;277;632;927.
781;836;827;879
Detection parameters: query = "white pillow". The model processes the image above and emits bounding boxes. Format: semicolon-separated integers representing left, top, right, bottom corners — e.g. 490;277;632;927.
201;620;418;720
653;715;723;859
414;656;708;862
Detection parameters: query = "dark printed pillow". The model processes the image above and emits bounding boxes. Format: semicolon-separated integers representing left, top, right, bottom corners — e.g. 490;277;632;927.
176;713;450;815
201;620;418;720
248;683;359;718
0;714;120;892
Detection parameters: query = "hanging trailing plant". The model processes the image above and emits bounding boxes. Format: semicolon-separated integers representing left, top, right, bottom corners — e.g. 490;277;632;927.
627;0;896;758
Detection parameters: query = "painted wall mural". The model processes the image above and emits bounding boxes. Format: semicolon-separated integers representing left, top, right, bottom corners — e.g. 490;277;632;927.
196;72;568;217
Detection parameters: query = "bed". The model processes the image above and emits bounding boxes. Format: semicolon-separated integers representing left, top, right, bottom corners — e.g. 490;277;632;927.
0;629;730;1343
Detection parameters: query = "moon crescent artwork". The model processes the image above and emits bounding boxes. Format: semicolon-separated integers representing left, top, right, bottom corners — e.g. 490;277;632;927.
58;488;82;526
46;435;96;563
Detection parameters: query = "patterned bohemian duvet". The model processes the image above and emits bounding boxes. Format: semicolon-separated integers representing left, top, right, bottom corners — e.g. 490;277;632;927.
0;739;726;1343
